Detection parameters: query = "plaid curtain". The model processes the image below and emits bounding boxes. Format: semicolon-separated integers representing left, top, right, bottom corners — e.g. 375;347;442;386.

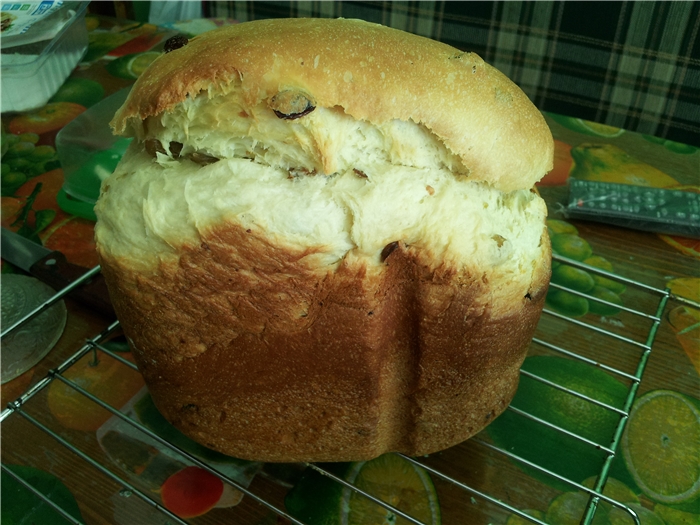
203;1;700;146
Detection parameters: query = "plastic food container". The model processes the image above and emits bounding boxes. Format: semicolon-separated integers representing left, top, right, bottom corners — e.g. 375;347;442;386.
1;1;89;113
56;87;132;221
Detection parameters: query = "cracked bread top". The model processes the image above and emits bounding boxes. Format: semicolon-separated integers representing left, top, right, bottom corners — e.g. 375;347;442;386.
110;17;553;193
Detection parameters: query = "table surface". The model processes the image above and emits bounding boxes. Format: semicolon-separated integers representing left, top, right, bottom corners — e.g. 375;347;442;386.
1;15;699;525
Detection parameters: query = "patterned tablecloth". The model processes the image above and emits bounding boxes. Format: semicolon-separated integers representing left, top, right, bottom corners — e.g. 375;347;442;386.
1;14;698;525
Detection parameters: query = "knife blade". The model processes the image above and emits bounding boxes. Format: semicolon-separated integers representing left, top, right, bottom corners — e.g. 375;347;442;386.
1;228;115;319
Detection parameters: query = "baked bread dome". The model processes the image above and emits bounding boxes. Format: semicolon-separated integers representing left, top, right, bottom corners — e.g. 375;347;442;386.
95;17;553;462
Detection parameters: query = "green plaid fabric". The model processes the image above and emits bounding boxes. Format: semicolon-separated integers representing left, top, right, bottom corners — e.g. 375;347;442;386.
203;1;700;146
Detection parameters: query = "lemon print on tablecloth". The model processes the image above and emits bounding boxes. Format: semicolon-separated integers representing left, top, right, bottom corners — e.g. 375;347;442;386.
546;491;610;525
666;277;700;375
660;140;697;155
581;476;640;506
285;453;441;525
578;121;625;138
487;355;636;491
105;51;160;80
608;503;667;525
581;478;661;525
622;390;700;513
505;476;649;525
543;477;665;525
547;114;626;138
506;509;544;525
642;134;698;155
569;143;679;188
505;509;545;525
654;503;700;525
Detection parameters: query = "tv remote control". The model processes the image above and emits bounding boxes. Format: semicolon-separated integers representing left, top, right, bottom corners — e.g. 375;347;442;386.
564;179;700;238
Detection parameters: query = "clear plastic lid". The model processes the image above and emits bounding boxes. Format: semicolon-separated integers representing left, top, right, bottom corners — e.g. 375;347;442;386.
56;87;133;207
1;1;87;67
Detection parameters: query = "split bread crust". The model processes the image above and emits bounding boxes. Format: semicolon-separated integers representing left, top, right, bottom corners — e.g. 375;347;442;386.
95;17;553;462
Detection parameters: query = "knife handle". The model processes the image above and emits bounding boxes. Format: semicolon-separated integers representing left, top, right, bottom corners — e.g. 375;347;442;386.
31;251;116;319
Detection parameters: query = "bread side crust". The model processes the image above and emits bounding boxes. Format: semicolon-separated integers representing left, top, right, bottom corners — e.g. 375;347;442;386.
98;17;554;463
111;18;553;192
98;223;550;462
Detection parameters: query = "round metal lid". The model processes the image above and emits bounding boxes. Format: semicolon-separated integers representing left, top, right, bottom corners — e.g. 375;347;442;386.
2;274;67;384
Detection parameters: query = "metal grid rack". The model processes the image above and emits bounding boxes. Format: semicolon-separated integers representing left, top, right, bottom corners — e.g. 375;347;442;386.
1;253;684;525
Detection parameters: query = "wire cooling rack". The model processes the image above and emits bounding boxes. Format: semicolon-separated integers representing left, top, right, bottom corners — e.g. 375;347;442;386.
1;252;687;525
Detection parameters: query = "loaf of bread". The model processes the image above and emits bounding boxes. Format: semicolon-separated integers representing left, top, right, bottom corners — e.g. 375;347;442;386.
95;17;553;462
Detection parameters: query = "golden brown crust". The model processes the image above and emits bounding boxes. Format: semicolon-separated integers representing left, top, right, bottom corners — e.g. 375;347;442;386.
99;17;554;462
98;225;550;462
112;18;553;192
